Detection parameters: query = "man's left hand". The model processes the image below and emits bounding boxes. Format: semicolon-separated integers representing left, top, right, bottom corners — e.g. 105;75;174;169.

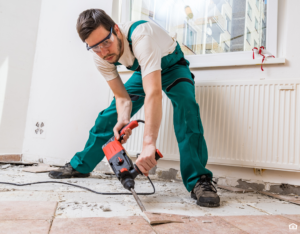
135;144;157;176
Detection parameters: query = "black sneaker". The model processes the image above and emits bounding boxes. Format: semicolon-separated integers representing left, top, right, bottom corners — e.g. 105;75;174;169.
191;175;220;207
48;163;90;179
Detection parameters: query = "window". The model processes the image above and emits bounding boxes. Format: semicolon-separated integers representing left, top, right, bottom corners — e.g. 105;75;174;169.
246;28;251;44
226;0;233;7
224;43;229;53
120;0;279;68
256;0;260;9
183;22;197;53
148;0;168;30
255;18;258;32
248;3;252;20
226;14;231;34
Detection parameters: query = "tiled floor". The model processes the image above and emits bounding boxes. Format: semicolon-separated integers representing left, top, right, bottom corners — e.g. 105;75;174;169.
0;201;299;233
0;201;57;234
0;165;299;233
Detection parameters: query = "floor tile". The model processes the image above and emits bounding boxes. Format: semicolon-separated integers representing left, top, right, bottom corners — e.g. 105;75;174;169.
221;215;300;233
0;201;57;220
0;220;51;234
247;202;300;215
259;191;300;205
283;214;300;222
50;216;155;234
143;211;184;224
152;215;246;234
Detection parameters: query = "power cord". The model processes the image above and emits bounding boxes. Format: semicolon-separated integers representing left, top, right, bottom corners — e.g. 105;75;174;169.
0;119;154;196
0;175;155;196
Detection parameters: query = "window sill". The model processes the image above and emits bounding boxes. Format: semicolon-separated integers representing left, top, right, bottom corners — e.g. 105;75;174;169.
117;57;286;73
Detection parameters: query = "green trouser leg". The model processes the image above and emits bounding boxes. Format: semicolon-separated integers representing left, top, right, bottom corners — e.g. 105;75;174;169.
71;62;212;193
70;72;144;173
161;65;213;192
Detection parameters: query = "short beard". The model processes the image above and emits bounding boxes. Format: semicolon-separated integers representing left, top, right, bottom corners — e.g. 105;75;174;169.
105;37;122;64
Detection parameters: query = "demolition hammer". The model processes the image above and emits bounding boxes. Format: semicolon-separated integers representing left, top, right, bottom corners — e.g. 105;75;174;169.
102;120;163;212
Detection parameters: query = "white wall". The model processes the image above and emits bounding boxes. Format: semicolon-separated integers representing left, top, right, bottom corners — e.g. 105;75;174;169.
22;0;113;164
0;0;41;154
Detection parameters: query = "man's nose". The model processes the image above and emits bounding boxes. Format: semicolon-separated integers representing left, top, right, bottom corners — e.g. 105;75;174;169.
99;47;110;57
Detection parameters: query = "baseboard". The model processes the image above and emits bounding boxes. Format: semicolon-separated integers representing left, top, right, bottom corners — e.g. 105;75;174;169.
0;154;22;162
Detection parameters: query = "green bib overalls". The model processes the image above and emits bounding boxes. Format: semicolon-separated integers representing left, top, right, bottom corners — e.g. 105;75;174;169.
70;20;212;192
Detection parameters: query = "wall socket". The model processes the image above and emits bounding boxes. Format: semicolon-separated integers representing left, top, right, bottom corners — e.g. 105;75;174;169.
33;120;46;138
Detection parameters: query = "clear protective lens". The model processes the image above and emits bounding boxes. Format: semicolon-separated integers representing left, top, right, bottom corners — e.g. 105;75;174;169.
91;33;115;53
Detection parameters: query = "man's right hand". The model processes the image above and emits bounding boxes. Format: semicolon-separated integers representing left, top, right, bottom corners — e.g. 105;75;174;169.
113;120;132;144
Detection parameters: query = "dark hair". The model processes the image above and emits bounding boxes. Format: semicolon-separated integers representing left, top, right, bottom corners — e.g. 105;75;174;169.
76;9;116;42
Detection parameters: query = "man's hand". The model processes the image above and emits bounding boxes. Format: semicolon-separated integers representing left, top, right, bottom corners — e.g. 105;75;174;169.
135;144;157;176
113;120;132;144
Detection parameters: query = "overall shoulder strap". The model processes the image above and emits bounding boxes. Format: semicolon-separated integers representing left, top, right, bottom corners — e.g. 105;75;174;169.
127;20;148;52
113;20;147;67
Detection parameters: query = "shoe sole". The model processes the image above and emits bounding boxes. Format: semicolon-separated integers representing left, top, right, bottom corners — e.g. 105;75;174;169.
197;200;220;207
191;192;220;207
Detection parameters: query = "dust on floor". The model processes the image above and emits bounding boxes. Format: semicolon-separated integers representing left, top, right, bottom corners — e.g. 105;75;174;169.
0;164;299;219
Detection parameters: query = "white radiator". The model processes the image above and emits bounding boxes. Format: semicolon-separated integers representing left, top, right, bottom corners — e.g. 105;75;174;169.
109;79;300;172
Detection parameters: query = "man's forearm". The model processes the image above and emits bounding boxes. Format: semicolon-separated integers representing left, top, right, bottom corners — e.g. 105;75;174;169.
116;97;132;122
143;91;162;147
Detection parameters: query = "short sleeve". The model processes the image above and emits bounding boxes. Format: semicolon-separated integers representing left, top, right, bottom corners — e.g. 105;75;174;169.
92;53;119;81
132;35;162;78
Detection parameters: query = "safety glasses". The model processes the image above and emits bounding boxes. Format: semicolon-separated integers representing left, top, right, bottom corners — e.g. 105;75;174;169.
86;27;114;53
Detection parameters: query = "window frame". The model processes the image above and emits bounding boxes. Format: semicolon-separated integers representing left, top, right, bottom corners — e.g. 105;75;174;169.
247;2;252;21
117;0;281;70
183;21;197;53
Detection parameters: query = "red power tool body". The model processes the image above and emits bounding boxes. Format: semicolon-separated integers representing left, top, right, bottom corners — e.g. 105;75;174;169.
102;120;163;192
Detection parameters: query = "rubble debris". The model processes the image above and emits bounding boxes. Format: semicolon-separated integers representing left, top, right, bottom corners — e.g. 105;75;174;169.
100;205;111;212
218;185;254;193
1;164;11;169
22;164;57;173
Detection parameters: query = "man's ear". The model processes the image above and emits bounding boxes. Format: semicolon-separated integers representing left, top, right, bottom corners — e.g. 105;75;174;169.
114;24;121;35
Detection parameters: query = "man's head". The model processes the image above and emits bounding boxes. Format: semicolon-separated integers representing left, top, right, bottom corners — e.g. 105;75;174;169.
77;9;123;63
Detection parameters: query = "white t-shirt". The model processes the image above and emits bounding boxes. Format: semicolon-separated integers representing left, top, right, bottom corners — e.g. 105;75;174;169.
93;21;177;81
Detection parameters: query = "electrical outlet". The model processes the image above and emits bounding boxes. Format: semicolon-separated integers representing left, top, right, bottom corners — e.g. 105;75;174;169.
33;120;46;138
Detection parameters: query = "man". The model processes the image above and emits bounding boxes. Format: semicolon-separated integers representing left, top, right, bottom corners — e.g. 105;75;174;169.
49;9;220;207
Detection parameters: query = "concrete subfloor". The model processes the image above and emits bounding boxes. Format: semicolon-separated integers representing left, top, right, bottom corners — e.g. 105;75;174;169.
0;165;300;233
0;165;299;218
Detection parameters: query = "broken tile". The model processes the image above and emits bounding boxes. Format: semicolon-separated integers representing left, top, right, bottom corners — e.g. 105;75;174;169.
283;214;300;223
0;220;51;234
22;164;58;173
50;216;155;234
259;191;300;205
143;212;184;225
0;201;57;220
221;215;300;233
218;185;254;193
152;215;246;234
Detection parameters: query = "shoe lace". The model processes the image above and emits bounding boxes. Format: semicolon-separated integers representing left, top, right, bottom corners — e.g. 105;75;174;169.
195;177;217;193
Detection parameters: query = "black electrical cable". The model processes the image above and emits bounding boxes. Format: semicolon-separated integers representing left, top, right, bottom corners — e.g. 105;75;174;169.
0;176;155;196
0;119;155;196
